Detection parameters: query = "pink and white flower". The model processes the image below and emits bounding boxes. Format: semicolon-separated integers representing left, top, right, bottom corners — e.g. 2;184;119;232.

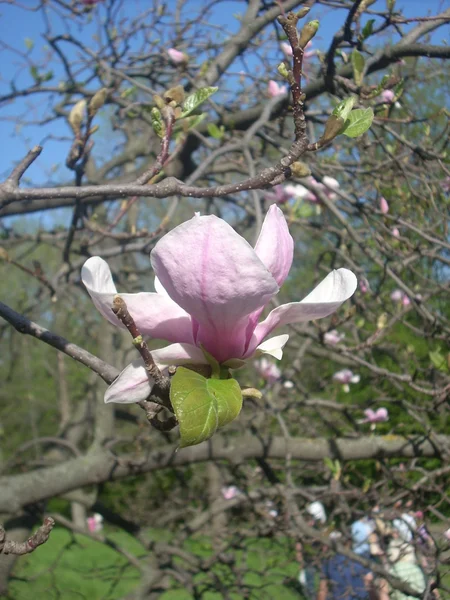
392;227;400;238
444;529;450;542
82;206;356;404
359;278;369;294
167;48;187;64
87;513;103;533
390;289;410;306
380;90;395;104
380;197;389;214
263;185;293;205
221;485;241;500
281;42;293;58
333;369;360;392
360;407;389;424
255;357;282;384
268;80;287;97
324;329;345;346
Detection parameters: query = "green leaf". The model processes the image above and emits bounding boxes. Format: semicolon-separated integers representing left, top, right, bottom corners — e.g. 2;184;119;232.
361;19;375;40
182;113;206;130
332;96;356;122
42;70;53;82
181;86;218;118
341;107;374;138
29;65;39;82
170;367;243;448
351;50;365;86
151;107;164;138
207;122;224;139
24;38;34;51
429;350;448;373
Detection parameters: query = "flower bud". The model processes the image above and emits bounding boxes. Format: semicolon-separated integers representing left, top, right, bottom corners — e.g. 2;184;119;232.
295;7;310;19
298;20;319;49
68;99;86;134
153;95;165;110
88;88;108;117
290;161;311;178
320;115;345;144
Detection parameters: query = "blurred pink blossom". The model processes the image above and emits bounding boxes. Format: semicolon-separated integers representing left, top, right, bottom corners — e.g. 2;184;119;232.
380;197;389;214
167;48;187;64
361;408;389;424
441;177;450;192
285;176;339;204
303;40;314;59
392;227;400;238
255;357;281;384
359;278;369;294
333;369;360;390
281;42;293;57
268;80;287;97
381;90;395;104
324;330;345;345
391;289;410;306
87;513;103;533
444;529;450;542
263;185;293;205
221;486;241;500
285;182;317;203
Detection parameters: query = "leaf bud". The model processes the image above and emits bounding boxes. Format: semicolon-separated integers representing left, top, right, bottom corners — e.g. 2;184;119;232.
320;115;345;144
163;85;185;106
153;95;165;110
88;88;108;117
295;7;310;19
277;62;289;79
290;161;311;178
298;20;319;49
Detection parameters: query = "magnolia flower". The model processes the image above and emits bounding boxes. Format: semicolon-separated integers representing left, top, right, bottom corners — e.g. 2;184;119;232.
381;90;395;104
359;278;369;294
333;369;360;392
167;48;187;64
263;185;293;205
281;42;293;58
333;369;360;384
284;182;317;203
82;205;356;404
255;357;282;384
87;513;103;533
392;227;400;238
324;329;345;346
360;407;389;424
221;485;241;500
391;289;410;306
267;80;287;97
380;197;389;214
444;529;450;542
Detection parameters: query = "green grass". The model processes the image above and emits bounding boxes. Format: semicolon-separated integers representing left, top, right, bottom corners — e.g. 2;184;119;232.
8;527;304;600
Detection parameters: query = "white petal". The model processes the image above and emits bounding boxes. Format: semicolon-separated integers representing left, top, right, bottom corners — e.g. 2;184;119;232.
105;360;153;404
254;334;289;360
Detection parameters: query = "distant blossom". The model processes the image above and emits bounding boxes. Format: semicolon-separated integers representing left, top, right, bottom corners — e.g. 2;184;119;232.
360;407;389;424
324;330;345;346
444;529;450;542
267;80;287;97
390;289;411;306
380;90;395;104
281;42;293;57
87;513;103;533
333;369;360;392
285;175;340;204
392;227;400;238
167;48;187;64
221;486;241;500
263;185;293;205
359;278;369;294
255;357;281;384
380;197;389;214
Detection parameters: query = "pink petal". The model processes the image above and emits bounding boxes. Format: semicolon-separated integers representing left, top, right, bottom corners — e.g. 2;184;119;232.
254;204;294;287
82;257;194;344
151;214;278;362
247;269;357;354
104;343;207;404
380;197;389;214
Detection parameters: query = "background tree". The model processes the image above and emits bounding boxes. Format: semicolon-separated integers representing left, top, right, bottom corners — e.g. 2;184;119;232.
0;0;449;598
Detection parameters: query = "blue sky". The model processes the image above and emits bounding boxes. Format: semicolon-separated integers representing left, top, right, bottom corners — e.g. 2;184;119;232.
0;0;447;191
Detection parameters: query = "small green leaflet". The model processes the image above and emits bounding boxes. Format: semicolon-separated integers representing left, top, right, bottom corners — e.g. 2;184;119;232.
151;108;164;138
170;367;243;448
351;50;365;86
429;350;449;373
207;122;225;140
341;108;374;138
332;96;355;122
361;19;375;40
181;86;218;118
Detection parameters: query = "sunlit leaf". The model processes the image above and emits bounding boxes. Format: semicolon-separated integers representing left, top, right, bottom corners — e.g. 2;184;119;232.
181;86;218;118
341;107;374;137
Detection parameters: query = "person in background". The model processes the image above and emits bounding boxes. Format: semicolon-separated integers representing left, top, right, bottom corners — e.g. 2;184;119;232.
316;531;379;600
